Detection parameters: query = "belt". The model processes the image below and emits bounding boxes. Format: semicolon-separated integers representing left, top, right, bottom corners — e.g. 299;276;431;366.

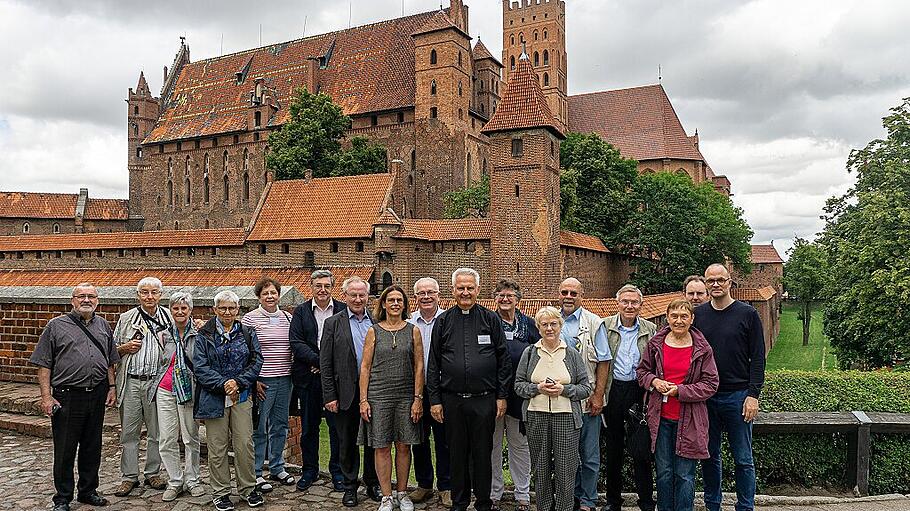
613;378;639;385
451;390;492;399
128;374;156;381
55;383;108;392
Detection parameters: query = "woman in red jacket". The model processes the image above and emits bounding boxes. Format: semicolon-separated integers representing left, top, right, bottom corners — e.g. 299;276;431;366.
637;299;719;511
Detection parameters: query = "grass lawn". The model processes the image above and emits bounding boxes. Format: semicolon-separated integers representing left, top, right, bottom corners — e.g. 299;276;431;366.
766;302;838;371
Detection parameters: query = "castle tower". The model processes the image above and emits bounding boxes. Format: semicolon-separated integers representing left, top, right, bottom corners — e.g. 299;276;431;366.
126;72;160;231
502;0;568;131
481;49;565;296
412;9;474;218
472;38;503;120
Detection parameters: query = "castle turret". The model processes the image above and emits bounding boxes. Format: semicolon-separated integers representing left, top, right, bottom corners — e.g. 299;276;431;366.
126;71;160;231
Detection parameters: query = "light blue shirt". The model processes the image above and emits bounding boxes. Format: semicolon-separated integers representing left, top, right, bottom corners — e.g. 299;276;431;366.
347;309;373;367
408;308;445;378
560;307;612;362
613;319;641;381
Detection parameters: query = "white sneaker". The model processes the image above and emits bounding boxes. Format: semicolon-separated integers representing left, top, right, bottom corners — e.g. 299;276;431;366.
378;495;394;511
397;491;414;511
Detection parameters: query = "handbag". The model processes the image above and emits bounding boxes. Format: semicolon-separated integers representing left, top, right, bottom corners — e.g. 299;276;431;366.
625;393;651;460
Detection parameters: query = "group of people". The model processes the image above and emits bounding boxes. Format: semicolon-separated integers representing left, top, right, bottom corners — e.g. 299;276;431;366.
32;262;765;511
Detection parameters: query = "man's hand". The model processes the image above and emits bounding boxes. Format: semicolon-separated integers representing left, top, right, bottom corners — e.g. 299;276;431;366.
223;379;238;396
588;393;604;416
742;396;759;422
496;399;507;419
41;395;60;417
309;366;320;374
325;400;339;413
122;339;141;355
255;381;268;401
430;404;444;423
105;387;117;407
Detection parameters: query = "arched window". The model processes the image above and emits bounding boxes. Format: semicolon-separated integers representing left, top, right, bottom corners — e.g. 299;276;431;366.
458;81;463;96
510;34;515;46
543;29;548;39
519;32;524;43
22;222;29;234
510;56;515;70
543;50;549;65
167;157;173;176
431;80;437;95
222;151;228;174
534;30;539;41
543;73;550;86
167;180;174;205
534;52;540;66
430;49;437;65
430;107;438;119
223;174;229;202
203;173;210;203
243;148;249;172
174;221;179;230
381;271;393;292
458;51;462;67
204;153;210;173
53;223;60;234
184;177;191;205
185;155;190;175
205;219;210;229
254;110;262;127
242;172;250;202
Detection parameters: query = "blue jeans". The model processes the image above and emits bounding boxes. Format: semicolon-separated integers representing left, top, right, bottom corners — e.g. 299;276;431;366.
702;390;755;511
655;418;696;511
574;413;601;508
254;376;292;477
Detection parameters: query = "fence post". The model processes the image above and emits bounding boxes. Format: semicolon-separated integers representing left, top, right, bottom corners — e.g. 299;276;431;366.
850;411;871;496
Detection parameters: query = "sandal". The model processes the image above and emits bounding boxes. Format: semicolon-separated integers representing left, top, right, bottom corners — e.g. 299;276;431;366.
269;472;296;486
517;504;531;511
255;476;274;493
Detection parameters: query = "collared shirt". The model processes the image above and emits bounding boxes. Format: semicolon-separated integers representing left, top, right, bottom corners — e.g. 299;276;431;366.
347;309;373;367
126;306;170;376
409;307;444;377
612;318;641;381
560;307;612;362
312;300;335;347
528;340;572;413
30;311;120;388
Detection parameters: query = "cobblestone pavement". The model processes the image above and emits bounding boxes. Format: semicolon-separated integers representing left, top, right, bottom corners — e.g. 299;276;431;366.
1;430;908;511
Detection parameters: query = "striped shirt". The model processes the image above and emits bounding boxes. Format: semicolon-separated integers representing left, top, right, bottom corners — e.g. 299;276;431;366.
241;306;293;377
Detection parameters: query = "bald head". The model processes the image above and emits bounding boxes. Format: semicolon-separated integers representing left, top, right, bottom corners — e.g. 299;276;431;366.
704;263;733;304
558;277;584;316
704;263;730;278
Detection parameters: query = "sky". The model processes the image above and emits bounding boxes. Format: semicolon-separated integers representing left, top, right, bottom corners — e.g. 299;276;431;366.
1;0;908;257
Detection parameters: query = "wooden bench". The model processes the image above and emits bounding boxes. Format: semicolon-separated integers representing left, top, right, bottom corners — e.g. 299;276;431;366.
753;411;910;496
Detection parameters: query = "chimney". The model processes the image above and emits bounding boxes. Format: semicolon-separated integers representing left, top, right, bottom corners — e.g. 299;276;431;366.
304;169;313;181
75;187;89;233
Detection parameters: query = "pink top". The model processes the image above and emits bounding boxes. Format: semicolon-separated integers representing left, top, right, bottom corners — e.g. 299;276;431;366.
241;306;293;378
661;343;693;420
158;354;176;392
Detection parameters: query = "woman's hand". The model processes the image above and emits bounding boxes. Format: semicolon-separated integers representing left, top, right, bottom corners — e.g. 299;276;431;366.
663;385;679;397
224;379;238;395
651;378;671;394
360;400;371;422
537;380;561;397
411;397;423;423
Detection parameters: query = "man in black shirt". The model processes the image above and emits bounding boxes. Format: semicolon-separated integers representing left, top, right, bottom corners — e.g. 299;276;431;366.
427;268;510;511
693;264;765;511
30;283;119;511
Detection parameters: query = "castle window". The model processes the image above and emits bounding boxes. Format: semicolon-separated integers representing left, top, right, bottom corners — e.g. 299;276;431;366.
534;30;539;41
223;151;228;173
511;138;523;158
242;173;250;202
136;147;142;159
510;56;515;71
397;111;405;123
210;247;218;256
133;124;138;137
458;81;463;96
458;51;462;67
304;251;315;266
482;158;487;176
167;180;174;205
534;52;539;66
194;140;200;149
430;49;437;65
281;243;290;254
480;103;485;114
176;142;182;151
515;184;520;197
431;80;437;95
371;115;378;126
510;35;515;46
22;222;29;234
35;251;42;260
55;250;62;258
543;50;549;66
543;72;549;86
203;174;210;203
356;241;364;252
223;174;230;202
185;155;191;175
184;178;191;205
430;107;438;119
550;139;556;157
205;219;210;228
233;135;240;144
466;152;472;183
168;157;173;176
118;249;125;257
53;223;60;234
133;105;139;115
187;247;195;256
411;150;416;173
254;110;262;127
212;137;218;147
254;131;260;142
163;248;171;256
544;29;548;39
519;32;524;43
159;144;164;153
258;244;267;254
243;148;249;171
330;242;339;253
75;250;82;259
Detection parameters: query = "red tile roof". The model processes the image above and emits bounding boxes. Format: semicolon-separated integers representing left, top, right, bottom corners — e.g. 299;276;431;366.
247;174;392;241
472;39;502;66
0;228;245;252
436;293;682;321
0;266;372;300
145;10;442;143
0;192;128;221
481;53;562;138
568;85;703;162
374;208;402;226
412;9;468;38
750;244;784;264
733;286;777;302
395;218;493;241
560;230;609;253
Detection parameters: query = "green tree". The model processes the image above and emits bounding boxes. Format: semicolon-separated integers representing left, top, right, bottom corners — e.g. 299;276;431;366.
443;173;490;218
820;97;910;369
783;237;829;346
266;88;386;179
559;167;580;230
619;171;753;293
559;132;639;246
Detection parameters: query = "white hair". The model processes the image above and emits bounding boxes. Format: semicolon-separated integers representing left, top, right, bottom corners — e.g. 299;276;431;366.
213;290;240;307
136;276;163;292
342;276;370;295
413;277;440;294
615;284;643;301
169;291;194;309
451;268;480;288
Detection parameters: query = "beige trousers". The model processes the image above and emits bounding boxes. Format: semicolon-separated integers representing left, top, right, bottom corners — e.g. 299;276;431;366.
205;399;256;498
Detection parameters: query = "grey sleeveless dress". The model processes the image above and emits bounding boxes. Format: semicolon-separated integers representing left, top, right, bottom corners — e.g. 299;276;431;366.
359;323;422;448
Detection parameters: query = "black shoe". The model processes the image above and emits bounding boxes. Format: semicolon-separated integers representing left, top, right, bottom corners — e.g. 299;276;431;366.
342;489;358;507
296;477;315;492
365;484;382;502
213;495;235;511
76;493;109;506
332;479;346;491
52;504;70;511
244;491;265;508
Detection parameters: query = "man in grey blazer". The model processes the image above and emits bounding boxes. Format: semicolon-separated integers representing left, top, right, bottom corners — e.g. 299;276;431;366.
320;276;380;507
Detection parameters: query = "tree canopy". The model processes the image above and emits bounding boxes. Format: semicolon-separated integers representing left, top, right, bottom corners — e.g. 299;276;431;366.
820;97;910;369
266;88;387;180
784;237;829;346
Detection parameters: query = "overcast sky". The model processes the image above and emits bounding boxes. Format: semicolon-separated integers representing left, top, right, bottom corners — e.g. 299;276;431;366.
1;0;908;257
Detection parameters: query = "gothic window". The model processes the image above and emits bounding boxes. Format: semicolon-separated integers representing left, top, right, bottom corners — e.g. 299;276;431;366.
381;271;393;292
223;151;228;174
510;35;515;46
430;49;437;65
534;30;539;41
203;173;210;203
519;32;524;43
133;105;139;115
242;172;250;202
167;180;174;205
22;222;29;234
184;177;191;205
510;56;515;71
544;29;548;39
204;153;210;172
174;221;179;230
543;50;549;66
543;72;550;86
430;80;437;95
167;157;173;177
185;156;190;175
534;52;539;66
243;148;249;172
482;157;487;176
53;223;60;234
254;110;262;127
136;147;142;159
223;174;229;202
458;51;462;67
430;107;437;119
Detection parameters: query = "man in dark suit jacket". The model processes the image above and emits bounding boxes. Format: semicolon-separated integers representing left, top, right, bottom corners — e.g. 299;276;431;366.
289;269;346;491
319;276;379;507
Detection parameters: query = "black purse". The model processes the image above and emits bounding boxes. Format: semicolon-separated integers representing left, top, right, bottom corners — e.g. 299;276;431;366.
625;393;651;460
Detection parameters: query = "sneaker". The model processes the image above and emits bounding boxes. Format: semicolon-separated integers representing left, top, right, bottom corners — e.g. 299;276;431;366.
162;487;181;502
255;476;274;493
378;495;394;511
187;484;206;497
408;487;433;503
439;490;452;507
245;490;265;508
213;495;235;511
397;491;415;511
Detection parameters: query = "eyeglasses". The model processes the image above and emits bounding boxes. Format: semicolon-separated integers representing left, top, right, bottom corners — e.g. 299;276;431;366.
619;299;641;307
560;289;579;297
705;278;729;286
73;294;98;300
415;290;439;297
138;289;162;296
215;306;239;313
495;293;517;301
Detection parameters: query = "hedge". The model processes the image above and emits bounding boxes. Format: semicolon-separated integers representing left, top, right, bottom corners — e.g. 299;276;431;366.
598;370;910;494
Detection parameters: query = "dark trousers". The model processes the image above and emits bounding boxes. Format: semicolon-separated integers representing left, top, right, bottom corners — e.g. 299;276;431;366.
413;395;451;491
442;392;496;511
604;379;655;511
298;381;342;482
51;383;107;506
334;402;377;491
